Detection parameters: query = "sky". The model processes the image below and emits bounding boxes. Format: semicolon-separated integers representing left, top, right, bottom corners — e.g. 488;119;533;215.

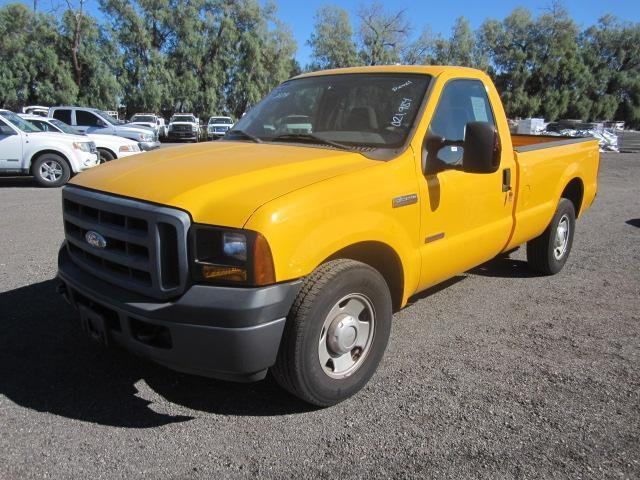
3;0;639;66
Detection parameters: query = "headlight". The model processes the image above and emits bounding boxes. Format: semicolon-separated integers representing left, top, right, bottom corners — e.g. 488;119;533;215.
190;225;275;286
192;125;198;132
73;142;93;152
119;144;140;152
138;133;153;141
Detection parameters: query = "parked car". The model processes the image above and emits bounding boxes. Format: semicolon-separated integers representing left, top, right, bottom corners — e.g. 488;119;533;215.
0;109;99;187
49;106;160;150
130;113;167;140
167;113;199;142
20;114;142;163
207;116;234;140
22;105;49;117
56;66;599;406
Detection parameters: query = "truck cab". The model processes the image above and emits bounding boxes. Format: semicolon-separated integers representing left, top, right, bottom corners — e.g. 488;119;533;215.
49;107;161;151
57;66;599;405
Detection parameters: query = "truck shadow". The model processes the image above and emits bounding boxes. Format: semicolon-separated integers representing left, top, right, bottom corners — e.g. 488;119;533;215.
0;280;314;428
626;218;640;228
0;177;41;188
468;256;537;278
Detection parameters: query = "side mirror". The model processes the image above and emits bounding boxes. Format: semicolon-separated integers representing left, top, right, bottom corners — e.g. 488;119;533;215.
97;119;107;128
462;122;501;174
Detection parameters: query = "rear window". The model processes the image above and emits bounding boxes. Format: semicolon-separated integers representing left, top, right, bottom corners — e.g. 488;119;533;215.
52;109;72;124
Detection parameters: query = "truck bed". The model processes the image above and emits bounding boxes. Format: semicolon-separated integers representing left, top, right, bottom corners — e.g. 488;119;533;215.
506;135;600;250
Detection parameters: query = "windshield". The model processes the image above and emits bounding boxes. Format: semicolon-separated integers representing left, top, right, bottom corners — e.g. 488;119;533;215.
132;115;155;123
172;115;196;123
209;117;232;124
95;110;119;125
0;111;41;133
50;119;83;135
227;73;431;149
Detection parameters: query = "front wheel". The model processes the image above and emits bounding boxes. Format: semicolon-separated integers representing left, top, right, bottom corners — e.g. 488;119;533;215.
98;148;115;163
272;259;392;406
32;153;71;187
527;198;576;275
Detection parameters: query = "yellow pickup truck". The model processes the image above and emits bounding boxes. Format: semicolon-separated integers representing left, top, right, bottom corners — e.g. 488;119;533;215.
57;66;599;406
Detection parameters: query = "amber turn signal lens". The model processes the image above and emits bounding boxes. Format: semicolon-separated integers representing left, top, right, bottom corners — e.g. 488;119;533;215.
200;264;247;282
253;233;275;285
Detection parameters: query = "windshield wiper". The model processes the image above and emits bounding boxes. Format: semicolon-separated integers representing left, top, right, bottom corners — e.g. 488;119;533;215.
225;129;262;143
270;133;353;151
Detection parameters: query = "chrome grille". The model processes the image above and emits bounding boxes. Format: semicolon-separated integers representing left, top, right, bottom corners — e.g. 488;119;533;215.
62;186;191;299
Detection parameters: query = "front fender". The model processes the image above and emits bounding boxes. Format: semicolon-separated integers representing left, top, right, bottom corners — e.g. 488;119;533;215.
244;154;422;303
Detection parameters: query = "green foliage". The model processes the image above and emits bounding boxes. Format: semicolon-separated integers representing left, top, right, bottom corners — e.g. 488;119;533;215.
307;5;359;70
0;1;638;128
0;3;78;108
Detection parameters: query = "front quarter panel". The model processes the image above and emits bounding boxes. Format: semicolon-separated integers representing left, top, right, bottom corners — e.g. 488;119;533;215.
244;151;422;306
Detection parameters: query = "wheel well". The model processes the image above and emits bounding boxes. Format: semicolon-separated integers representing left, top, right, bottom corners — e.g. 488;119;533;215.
97;147;116;159
326;241;404;312
29;150;71;174
561;178;584;217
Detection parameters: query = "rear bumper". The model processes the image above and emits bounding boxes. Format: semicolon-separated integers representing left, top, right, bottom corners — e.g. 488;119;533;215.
57;247;301;381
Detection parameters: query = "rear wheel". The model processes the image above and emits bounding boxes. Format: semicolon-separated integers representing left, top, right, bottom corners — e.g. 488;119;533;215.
32;153;71;188
272;259;392;406
527;198;576;275
98;148;115;163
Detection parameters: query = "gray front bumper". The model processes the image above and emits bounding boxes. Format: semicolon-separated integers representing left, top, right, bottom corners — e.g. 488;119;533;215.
58;246;302;381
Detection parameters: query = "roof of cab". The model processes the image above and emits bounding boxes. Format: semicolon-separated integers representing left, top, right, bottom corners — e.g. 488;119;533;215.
293;65;485;80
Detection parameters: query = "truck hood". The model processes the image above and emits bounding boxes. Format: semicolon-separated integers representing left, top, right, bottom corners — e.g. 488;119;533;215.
130;122;157;129
118;124;154;133
170;122;196;126
70;141;377;227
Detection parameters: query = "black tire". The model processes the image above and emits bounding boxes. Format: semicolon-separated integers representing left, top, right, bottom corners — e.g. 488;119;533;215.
32;153;71;188
527;198;576;275
272;259;392;406
98;148;115;163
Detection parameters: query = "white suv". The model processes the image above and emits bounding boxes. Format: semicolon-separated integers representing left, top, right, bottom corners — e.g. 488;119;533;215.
21;115;142;162
0;110;99;187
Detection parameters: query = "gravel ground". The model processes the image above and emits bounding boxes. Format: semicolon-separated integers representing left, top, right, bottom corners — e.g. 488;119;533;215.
0;153;638;479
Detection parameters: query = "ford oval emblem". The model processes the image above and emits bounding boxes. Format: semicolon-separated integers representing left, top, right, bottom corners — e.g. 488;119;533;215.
85;230;107;249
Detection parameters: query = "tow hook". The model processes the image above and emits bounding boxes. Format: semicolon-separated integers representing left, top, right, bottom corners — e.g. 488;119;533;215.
57;281;70;304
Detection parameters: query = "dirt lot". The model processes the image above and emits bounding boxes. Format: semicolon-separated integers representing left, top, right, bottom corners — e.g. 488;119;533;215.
0;153;638;479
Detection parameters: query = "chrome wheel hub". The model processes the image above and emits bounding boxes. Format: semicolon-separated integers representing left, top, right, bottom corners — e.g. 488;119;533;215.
554;214;570;260
318;293;375;379
40;160;63;182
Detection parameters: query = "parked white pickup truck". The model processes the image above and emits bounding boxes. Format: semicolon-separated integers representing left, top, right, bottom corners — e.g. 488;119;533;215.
130;113;167;140
0;110;99;187
21;115;142;163
167;113;199;142
49;106;161;150
206;116;234;140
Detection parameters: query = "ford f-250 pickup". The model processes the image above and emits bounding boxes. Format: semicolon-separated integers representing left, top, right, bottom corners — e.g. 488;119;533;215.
56;66;599;406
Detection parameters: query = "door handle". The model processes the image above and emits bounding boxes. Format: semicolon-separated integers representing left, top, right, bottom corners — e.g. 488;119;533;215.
502;168;511;192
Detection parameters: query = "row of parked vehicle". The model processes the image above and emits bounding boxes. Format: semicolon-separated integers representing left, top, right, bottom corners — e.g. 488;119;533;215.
22;105;236;143
0;105;236;187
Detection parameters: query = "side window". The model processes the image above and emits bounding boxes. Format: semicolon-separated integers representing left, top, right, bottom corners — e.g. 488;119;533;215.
52;109;72;124
0;118;15;135
76;110;103;127
31;120;48;131
428;79;495;166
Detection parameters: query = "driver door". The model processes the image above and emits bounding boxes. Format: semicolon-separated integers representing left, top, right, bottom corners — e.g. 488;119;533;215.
416;79;514;290
0;119;22;171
